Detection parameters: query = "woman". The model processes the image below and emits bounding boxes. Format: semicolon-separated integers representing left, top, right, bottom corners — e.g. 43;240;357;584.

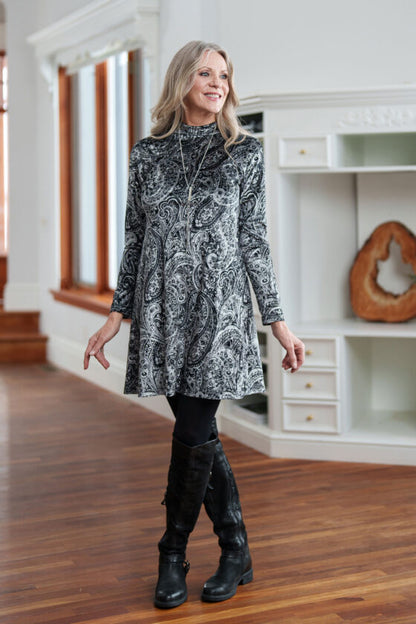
84;40;304;609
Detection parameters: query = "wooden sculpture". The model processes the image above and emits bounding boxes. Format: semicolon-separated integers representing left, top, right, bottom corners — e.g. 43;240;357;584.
350;221;416;322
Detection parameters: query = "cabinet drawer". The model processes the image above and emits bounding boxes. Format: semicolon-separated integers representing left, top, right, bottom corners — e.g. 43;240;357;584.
302;337;338;367
279;136;333;168
283;401;340;434
283;369;339;400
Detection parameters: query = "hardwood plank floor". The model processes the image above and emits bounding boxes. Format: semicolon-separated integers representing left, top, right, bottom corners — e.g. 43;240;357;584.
0;363;415;624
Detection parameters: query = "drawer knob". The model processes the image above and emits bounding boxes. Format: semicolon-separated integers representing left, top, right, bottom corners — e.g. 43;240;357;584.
306;414;314;421
305;349;313;356
299;149;306;155
305;382;313;389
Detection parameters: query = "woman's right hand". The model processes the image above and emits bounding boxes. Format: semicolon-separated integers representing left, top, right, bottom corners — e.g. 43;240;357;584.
83;311;123;370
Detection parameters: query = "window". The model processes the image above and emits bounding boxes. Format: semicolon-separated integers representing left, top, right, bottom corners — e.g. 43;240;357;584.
54;49;143;314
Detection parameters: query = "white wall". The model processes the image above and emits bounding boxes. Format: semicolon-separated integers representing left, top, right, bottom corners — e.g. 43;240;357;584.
3;0;39;308
4;0;416;420
0;23;5;47
36;0;90;29
159;0;220;85
216;0;416;97
158;0;416;97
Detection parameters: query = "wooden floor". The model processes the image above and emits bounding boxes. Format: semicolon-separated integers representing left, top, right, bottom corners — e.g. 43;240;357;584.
1;364;416;624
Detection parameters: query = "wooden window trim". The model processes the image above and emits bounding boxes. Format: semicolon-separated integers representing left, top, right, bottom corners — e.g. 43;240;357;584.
95;62;109;294
51;286;116;316
128;49;142;152
58;66;73;290
56;55;138;314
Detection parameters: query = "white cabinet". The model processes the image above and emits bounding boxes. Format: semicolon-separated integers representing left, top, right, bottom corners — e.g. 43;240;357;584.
282;336;340;433
278;136;334;168
220;88;416;466
283;368;339;401
282;401;340;434
302;337;338;367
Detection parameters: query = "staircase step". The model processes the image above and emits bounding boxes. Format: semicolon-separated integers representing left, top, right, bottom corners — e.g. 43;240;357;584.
0;333;48;363
0;311;41;335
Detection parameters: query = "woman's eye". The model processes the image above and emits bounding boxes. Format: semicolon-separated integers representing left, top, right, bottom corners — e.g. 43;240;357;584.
198;71;228;79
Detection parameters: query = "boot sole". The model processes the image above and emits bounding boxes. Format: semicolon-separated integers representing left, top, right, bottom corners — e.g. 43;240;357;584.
154;592;188;609
201;568;253;602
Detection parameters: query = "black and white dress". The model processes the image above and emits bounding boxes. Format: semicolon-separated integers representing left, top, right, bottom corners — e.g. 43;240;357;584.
111;121;284;399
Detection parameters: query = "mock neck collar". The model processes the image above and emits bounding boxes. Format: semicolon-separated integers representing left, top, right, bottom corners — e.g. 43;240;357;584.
178;121;218;138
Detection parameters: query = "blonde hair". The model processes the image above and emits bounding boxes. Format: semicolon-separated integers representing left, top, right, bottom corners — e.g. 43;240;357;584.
151;40;248;150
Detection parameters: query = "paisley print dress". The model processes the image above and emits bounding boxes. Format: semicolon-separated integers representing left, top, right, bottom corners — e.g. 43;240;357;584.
110;121;284;399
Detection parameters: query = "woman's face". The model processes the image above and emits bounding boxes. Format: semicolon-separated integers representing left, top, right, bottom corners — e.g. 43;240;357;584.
183;50;230;125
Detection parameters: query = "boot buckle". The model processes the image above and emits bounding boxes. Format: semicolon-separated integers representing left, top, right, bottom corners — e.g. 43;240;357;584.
183;560;190;574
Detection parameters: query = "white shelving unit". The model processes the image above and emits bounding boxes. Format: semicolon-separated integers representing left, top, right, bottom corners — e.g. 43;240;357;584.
219;86;416;465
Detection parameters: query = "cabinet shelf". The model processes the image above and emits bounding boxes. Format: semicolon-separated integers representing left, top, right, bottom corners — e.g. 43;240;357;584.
281;165;416;174
295;319;416;338
336;132;416;168
345;409;416;445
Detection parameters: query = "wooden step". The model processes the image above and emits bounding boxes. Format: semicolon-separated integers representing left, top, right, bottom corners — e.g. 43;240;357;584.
0;310;41;335
0;333;48;363
0;311;47;363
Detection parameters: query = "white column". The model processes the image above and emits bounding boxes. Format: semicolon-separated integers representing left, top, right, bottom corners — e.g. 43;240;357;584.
3;0;39;309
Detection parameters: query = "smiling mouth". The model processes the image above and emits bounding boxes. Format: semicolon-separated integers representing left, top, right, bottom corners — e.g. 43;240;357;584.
205;93;221;99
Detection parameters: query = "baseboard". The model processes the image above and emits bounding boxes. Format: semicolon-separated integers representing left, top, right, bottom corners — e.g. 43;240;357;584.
221;410;416;465
220;410;273;455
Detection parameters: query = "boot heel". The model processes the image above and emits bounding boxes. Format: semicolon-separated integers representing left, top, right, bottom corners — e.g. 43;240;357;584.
239;567;253;585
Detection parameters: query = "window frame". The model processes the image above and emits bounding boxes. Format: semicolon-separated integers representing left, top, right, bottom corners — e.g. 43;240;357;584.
52;50;141;315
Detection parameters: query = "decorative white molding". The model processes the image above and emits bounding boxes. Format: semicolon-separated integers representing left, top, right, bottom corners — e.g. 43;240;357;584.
239;84;416;112
27;0;159;89
337;107;416;129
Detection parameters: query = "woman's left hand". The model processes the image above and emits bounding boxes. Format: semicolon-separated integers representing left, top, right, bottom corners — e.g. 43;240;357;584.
270;321;305;373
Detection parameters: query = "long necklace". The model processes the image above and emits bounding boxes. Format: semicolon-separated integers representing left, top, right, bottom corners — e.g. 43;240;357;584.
178;124;216;252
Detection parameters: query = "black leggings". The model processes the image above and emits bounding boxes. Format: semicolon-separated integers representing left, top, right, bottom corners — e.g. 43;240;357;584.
166;393;220;447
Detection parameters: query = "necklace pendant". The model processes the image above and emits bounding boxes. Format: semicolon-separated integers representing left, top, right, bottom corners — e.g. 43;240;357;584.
188;185;193;202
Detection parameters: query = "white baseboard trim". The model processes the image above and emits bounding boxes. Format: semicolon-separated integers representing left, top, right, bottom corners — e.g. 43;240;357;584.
220;411;273;456
221;411;416;465
4;282;40;310
47;333;174;421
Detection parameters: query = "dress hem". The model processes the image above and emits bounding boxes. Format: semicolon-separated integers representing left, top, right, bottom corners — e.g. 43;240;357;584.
124;387;267;400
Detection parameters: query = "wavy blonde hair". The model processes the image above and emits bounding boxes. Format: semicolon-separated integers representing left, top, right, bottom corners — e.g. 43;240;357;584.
151;40;248;150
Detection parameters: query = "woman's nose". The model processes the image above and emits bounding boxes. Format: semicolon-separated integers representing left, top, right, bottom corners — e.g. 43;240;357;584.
209;75;220;87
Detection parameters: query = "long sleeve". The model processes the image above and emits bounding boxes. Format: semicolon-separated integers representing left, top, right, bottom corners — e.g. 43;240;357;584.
110;145;146;319
238;141;285;325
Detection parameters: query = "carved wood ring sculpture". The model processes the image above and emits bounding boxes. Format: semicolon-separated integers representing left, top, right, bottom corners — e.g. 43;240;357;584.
350;221;416;322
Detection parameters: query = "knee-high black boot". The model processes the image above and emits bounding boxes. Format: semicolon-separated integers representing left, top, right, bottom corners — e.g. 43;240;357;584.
201;438;253;602
154;436;217;609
